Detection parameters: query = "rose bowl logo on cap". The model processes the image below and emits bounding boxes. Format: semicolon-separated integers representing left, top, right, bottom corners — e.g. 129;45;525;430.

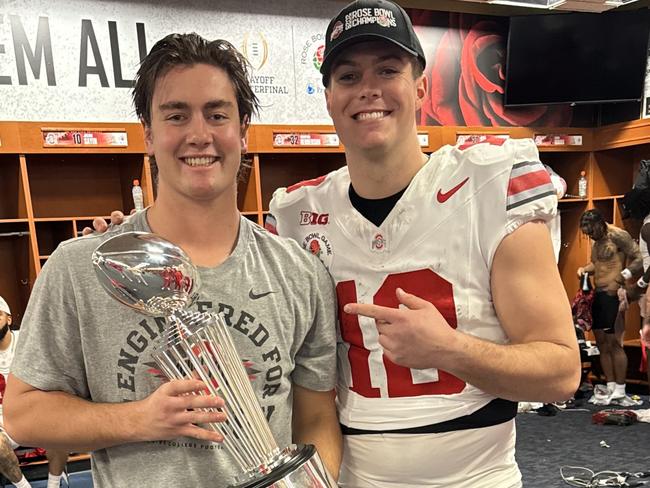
377;13;390;28
330;21;344;41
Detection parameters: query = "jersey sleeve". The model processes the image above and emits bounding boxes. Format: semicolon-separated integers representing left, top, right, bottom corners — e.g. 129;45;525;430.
11;245;89;398
268;185;302;238
505;159;557;234
475;139;558;269
268;170;341;240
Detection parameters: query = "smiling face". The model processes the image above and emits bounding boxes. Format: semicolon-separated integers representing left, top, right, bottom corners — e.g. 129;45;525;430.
324;40;426;156
144;63;247;206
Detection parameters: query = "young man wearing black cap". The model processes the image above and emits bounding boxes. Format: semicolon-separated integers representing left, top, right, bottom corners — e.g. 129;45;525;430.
268;0;580;486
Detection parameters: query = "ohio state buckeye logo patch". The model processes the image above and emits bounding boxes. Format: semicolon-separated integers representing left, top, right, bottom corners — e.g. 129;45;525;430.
371;233;386;252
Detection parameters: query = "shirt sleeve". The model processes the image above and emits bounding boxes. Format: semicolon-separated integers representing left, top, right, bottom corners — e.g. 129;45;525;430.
11;245;89;398
290;255;337;392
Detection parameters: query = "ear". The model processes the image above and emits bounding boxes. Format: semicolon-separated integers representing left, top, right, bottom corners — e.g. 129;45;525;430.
6;315;11;326
240;115;250;154
325;88;332;117
142;119;154;157
414;73;428;112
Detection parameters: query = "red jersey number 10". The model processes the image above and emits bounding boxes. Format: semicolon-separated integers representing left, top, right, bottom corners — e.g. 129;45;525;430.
336;269;466;398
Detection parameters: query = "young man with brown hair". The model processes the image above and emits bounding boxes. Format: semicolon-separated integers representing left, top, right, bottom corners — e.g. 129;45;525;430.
3;34;340;487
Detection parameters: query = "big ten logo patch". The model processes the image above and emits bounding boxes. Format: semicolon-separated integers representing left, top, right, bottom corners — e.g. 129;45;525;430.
300;211;329;226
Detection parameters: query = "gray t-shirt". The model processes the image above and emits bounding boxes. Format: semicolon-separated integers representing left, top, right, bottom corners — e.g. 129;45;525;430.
12;211;337;487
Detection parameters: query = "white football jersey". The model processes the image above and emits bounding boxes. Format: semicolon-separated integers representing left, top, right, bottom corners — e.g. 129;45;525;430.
269;138;557;431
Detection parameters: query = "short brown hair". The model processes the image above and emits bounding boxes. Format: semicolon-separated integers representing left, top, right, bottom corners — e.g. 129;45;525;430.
133;33;259;126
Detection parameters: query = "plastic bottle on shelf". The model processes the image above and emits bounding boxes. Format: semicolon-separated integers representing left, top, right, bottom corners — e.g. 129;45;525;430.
578;171;587;199
132;179;144;211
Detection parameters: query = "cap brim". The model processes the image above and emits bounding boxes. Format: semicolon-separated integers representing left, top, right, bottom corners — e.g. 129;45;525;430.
320;33;421;77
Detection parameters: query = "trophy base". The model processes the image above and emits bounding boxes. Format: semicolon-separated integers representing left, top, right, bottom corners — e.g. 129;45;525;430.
229;444;337;488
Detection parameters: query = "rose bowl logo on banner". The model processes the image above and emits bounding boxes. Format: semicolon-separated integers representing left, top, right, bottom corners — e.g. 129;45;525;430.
242;32;269;70
312;44;325;71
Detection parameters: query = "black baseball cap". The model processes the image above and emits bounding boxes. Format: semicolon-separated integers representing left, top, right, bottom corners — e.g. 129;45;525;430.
321;0;426;86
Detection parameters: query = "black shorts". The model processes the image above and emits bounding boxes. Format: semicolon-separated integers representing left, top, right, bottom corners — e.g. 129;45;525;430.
592;290;619;334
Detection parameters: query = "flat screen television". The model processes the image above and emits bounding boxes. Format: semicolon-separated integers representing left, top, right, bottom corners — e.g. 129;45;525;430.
504;9;650;107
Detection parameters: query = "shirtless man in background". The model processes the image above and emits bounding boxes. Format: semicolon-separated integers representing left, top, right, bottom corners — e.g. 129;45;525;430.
577;209;643;405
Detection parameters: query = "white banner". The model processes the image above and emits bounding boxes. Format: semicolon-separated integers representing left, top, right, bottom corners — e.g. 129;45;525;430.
0;0;342;123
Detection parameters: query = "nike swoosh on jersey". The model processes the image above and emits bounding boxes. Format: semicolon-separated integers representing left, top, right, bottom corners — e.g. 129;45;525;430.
437;177;470;203
249;289;276;300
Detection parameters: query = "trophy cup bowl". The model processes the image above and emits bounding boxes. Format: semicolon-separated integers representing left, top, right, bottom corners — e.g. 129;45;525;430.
92;231;337;488
92;231;200;316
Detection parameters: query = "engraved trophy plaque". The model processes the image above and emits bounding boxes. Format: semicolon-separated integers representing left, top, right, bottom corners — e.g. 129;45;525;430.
92;231;336;488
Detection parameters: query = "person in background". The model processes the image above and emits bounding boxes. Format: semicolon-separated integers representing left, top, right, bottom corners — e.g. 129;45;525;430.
621;188;650;393
577;208;643;406
0;296;68;488
3;33;340;487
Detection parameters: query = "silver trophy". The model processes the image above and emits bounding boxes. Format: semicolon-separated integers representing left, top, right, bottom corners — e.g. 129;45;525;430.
92;231;336;488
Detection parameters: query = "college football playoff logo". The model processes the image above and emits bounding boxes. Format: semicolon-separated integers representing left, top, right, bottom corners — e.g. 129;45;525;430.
242;32;269;70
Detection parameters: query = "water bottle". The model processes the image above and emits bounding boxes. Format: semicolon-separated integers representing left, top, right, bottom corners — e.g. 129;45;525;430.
578;171;587;199
132;179;144;211
581;272;591;292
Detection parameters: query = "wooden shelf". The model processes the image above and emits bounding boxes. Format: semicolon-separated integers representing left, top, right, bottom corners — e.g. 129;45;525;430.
1;119;649;379
0;122;153;322
593;119;650;151
592;196;623;201
0;218;29;223
559;198;588;203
